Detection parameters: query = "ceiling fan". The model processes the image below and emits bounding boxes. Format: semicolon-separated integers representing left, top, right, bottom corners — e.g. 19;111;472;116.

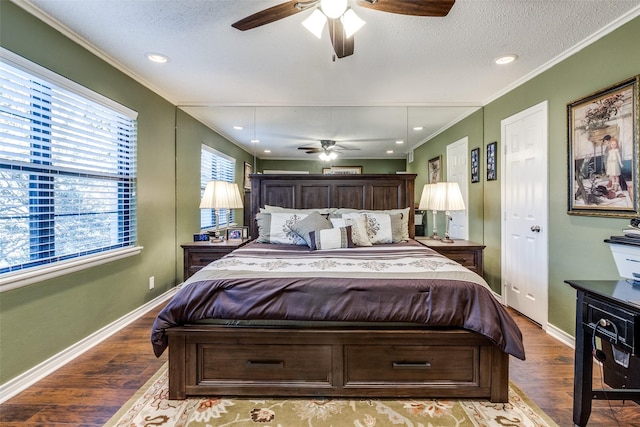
232;0;456;59
297;139;360;160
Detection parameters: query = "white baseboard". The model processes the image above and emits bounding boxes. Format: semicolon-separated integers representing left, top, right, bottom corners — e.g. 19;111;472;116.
0;287;178;404
545;322;575;349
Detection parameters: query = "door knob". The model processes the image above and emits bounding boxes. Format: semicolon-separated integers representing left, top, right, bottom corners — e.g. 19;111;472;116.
530;225;541;232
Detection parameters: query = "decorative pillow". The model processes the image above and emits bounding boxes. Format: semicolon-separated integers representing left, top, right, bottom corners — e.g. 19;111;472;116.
334;207;410;241
330;216;372;246
289;211;333;247
309;226;354;250
255;212;308;245
351;212;392;244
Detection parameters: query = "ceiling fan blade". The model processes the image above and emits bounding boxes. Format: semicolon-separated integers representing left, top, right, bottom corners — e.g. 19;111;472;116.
298;147;323;153
232;1;304;31
356;0;455;17
328;19;354;59
335;144;360;150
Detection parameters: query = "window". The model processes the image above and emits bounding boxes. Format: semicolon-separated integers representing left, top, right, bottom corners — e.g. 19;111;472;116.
0;51;138;277
200;145;235;230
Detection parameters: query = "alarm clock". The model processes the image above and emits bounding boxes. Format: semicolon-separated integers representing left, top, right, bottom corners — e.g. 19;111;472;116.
193;233;210;242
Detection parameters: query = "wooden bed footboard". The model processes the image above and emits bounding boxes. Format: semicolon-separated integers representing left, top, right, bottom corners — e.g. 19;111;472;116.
166;326;509;402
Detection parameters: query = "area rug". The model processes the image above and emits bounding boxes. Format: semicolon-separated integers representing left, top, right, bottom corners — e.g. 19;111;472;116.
104;364;558;427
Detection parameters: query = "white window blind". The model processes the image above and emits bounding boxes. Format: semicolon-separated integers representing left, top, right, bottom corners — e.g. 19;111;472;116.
201;145;235;229
0;55;137;275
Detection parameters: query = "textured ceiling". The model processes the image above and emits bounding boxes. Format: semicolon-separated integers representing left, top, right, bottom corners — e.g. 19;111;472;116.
17;0;640;160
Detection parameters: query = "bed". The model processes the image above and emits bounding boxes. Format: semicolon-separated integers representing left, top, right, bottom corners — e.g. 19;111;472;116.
152;173;525;401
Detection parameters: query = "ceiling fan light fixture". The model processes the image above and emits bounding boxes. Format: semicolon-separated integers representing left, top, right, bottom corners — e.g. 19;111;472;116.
320;0;348;19
341;8;365;38
302;8;327;39
319;151;337;161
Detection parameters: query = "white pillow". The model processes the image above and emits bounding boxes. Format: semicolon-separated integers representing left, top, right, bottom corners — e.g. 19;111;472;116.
334;207;410;241
342;212;393;244
309;226;354;250
330;215;372;246
255;212;308;245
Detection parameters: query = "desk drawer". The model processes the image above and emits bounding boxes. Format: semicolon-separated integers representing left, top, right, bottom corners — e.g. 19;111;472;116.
583;295;639;355
344;345;479;385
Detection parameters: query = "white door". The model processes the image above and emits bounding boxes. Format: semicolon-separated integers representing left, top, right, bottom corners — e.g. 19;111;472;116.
447;137;469;240
501;101;549;327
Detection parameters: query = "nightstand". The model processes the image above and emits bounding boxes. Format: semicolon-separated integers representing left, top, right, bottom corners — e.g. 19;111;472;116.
414;237;485;277
181;239;249;281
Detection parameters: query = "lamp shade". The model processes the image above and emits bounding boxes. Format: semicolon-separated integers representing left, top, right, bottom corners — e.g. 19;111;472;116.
200;181;242;209
227;182;244;209
430;182;465;212
418;183;437;210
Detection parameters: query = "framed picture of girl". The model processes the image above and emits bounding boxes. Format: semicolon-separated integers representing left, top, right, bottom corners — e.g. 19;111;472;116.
567;76;639;217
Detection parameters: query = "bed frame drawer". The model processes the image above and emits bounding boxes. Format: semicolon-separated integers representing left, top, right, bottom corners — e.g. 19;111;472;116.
199;343;333;384
345;345;479;385
167;326;509;401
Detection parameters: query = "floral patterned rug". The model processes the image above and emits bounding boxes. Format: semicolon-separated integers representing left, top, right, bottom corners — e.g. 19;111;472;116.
105;364;558;427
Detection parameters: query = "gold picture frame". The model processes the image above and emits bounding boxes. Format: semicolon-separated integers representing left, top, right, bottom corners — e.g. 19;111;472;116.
567;76;639;217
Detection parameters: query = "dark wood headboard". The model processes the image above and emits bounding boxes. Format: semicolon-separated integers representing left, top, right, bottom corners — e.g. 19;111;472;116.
248;174;417;239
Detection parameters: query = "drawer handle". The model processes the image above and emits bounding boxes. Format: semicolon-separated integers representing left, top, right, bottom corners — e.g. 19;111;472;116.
392;361;431;369
246;360;284;369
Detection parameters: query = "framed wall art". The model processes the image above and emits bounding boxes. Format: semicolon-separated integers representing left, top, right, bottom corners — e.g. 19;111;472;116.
471;147;480;183
486;142;497;181
322;166;362;175
243;162;252;190
567;75;639;217
428;155;442;183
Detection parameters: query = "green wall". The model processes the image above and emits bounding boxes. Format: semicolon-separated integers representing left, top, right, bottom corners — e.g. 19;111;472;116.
2;0;639;387
175;108;255;278
257;158;406;174
410;16;640;335
0;2;251;385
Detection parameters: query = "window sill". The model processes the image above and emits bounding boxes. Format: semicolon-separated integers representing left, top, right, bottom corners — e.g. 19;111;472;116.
0;246;143;293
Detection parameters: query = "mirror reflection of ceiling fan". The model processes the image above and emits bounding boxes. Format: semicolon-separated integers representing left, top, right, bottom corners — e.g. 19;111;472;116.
297;139;360;161
232;0;456;59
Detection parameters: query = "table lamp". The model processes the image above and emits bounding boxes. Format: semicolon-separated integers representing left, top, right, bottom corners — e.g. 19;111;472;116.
430;182;465;243
418;183;439;239
200;181;242;242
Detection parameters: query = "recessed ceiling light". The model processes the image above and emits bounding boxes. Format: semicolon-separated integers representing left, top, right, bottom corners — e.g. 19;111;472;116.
251;139;260;143
233;125;243;130
495;54;518;65
145;52;169;63
264;149;271;153
386;150;394;154
396;140;404;144
413;126;423;131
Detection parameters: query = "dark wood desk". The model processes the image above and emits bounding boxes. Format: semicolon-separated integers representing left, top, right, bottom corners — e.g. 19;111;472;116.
565;279;640;426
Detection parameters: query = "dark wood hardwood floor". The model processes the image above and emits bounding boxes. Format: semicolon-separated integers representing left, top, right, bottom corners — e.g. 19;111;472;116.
0;304;638;426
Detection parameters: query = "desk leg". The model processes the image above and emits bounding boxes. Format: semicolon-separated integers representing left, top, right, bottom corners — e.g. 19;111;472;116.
573;292;593;427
